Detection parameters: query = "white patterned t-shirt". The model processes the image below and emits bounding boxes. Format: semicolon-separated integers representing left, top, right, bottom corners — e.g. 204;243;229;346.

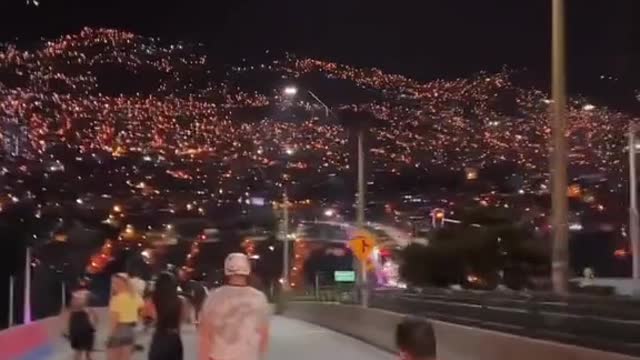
201;285;270;360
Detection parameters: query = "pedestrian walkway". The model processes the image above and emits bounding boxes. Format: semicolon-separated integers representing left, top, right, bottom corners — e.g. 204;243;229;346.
50;316;393;359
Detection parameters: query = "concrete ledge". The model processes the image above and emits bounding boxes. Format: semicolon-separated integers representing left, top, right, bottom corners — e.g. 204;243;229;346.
570;278;640;297
283;301;639;360
283;301;403;352
0;317;60;359
433;318;638;360
0;308;108;359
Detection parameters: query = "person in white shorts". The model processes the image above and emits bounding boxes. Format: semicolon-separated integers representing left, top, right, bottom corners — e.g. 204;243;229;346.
198;253;270;360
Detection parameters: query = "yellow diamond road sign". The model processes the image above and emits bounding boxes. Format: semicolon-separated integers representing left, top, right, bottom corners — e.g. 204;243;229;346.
349;230;377;261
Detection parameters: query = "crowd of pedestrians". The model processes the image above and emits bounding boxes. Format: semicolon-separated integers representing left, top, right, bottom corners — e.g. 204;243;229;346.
62;252;437;360
61;252;270;360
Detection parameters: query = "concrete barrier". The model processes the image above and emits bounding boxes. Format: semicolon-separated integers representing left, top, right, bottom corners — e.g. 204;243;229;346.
283;302;640;360
570;278;640;297
0;317;62;360
283;301;403;352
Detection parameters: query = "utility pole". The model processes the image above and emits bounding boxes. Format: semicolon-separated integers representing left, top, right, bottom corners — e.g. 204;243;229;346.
357;130;368;307
282;192;290;290
551;0;569;294
23;247;32;323
8;276;14;327
629;124;640;279
61;281;67;311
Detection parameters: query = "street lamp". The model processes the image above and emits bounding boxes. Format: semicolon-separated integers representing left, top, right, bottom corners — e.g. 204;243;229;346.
550;0;569;294
284;86;298;97
285;147;295;156
282;86;369;306
281;193;290;290
282;86;330;118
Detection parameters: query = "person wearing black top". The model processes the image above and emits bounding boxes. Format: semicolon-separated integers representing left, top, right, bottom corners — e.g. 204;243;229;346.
64;293;96;360
148;272;187;360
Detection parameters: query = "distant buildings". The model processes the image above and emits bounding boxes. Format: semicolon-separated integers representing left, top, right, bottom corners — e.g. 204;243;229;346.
1;119;29;158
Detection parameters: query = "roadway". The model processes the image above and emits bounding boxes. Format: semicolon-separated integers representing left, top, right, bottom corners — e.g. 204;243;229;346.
49;316;394;360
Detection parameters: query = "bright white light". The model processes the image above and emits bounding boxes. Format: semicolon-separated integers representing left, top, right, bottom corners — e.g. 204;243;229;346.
285;147;295;156
467;274;481;283
268;245;275;251
569;223;583;231
141;250;151;259
324;209;335;217
284;86;298;96
372;247;380;261
582;104;596;111
249;254;261;260
76;198;84;205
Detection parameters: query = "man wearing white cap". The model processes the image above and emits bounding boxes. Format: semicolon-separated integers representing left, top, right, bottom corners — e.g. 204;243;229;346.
198;253;270;360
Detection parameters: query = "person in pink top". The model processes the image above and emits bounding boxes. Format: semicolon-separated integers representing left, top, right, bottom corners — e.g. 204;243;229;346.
198;253;270;360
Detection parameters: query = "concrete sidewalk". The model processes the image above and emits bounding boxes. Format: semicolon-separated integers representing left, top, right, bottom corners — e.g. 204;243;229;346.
50;316;394;360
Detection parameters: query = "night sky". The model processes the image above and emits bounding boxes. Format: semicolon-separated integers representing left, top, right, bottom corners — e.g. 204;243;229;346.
0;0;639;103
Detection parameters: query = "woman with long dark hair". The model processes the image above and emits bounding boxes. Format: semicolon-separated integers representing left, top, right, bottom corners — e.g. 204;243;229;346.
148;272;187;360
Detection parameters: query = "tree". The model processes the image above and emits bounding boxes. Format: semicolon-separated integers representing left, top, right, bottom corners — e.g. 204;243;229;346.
399;207;547;290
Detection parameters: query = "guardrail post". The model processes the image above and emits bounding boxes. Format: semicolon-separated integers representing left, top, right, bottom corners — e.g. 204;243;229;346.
527;295;539;334
275;287;290;315
61;281;66;311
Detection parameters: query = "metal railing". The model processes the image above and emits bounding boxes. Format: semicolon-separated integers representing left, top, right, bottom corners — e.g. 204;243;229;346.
290;287;640;356
288;286;359;304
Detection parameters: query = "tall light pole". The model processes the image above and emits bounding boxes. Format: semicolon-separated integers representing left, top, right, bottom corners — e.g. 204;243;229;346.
356;129;368;307
283;86;330;118
8;276;14;327
629;124;640;279
283;86;368;304
282;192;290;290
23;247;32;323
551;0;569;294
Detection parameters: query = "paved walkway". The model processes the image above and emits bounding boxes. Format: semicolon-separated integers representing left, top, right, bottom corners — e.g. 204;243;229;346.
51;316;394;360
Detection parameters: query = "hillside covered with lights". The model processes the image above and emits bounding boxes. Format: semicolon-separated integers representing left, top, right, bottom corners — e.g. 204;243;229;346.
0;28;632;184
